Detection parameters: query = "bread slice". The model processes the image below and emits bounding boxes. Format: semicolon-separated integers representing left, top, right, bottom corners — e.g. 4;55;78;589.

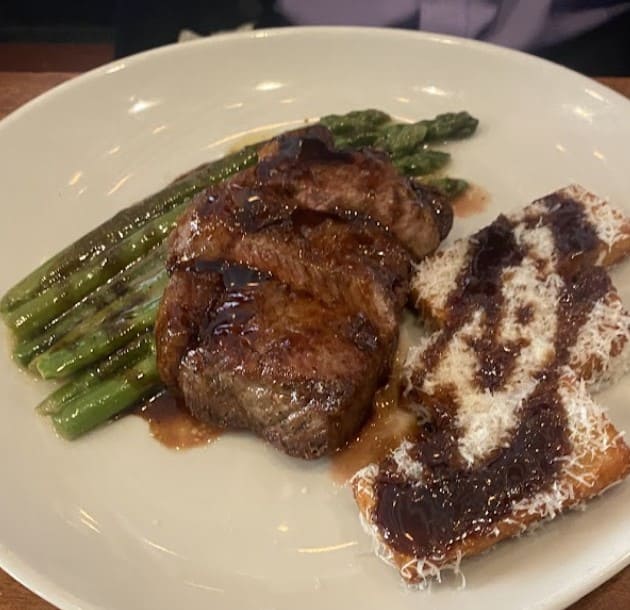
410;184;630;394
352;185;630;585
413;184;630;327
354;369;630;584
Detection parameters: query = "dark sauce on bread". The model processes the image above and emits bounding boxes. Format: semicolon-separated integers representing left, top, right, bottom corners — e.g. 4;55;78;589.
416;215;525;394
374;372;569;558
373;195;606;560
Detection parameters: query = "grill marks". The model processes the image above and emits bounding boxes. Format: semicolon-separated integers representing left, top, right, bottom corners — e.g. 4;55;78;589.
372;193;611;561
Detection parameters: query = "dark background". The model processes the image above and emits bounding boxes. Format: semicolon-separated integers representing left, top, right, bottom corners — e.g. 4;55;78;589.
1;0;629;74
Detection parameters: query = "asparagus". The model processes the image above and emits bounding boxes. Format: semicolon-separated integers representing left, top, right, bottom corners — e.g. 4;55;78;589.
33;259;165;360
374;122;428;156
32;277;165;379
52;350;160;440
13;242;166;366
18;112;467;376
320;109;390;135
5;202;183;340
37;332;154;415
0;144;259;314
332;132;380;150
322;109;479;152
393;150;451;176
420;112;479;142
418;177;470;200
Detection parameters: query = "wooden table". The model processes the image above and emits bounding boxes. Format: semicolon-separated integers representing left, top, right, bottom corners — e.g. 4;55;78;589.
0;71;629;610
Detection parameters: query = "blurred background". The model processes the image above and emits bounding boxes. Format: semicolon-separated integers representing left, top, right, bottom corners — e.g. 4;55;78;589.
0;0;629;75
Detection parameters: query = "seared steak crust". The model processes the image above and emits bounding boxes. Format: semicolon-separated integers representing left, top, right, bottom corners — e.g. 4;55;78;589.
156;126;449;458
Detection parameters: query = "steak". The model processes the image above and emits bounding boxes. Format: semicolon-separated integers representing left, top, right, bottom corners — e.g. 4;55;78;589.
156;126;450;458
175;271;390;458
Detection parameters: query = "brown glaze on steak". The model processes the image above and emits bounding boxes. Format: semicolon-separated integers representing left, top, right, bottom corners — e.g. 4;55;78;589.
170;125;448;264
178;278;391;458
169;198;408;341
156;126;449;459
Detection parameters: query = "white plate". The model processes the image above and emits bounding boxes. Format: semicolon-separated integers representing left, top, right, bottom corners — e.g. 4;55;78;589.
1;27;630;610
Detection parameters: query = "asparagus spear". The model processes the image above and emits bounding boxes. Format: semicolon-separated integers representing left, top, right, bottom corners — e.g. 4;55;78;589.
52;350;160;440
332;132;381;150
32;261;166;362
37;332;154;415
320;109;390;135
374;122;428;155
393;150;451;176
0;144;259;314
32;278;165;380
417;176;469;200
420;111;479;142
13;242;166;366
5;202;182;340
322;109;479;151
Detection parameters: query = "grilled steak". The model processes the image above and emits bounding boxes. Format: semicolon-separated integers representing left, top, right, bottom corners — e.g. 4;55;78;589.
156;126;450;458
174;271;391;458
